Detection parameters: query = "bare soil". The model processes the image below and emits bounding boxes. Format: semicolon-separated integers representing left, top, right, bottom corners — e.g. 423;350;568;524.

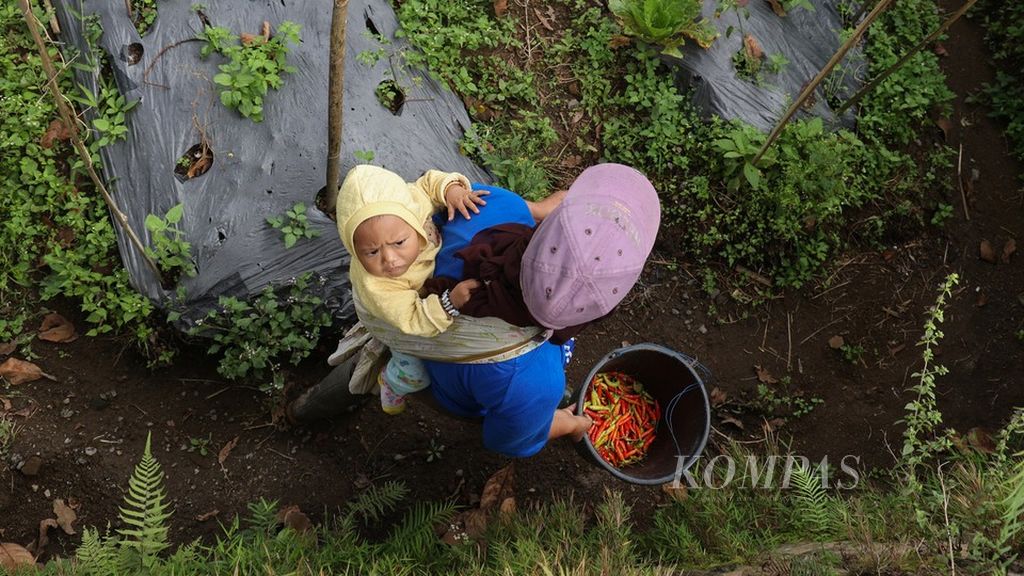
2;1;1022;561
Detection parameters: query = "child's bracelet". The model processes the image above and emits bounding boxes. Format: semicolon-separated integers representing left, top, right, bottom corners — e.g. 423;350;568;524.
440;289;460;318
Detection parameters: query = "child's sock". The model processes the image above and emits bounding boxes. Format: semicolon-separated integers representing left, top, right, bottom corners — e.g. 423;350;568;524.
379;370;406;415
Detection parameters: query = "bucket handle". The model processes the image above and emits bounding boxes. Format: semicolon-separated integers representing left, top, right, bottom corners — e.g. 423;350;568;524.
674;350;713;387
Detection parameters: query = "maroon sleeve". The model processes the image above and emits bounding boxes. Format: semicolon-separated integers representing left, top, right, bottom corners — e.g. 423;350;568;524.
422;276;459;296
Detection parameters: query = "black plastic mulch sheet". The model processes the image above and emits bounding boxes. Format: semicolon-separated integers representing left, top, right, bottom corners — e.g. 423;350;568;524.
51;0;490;327
665;0;862;131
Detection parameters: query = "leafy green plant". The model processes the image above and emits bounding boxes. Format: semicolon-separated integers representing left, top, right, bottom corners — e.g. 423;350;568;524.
754;381;823;419
901;274;958;478
766;52;789;75
977;1;1024;166
70;77;139;151
353;149;376;163
198;21;301;122
145;203;196;282
129;0;158;36
266;203;320;249
188;435;211;457
609;0;717;56
0;5;159;348
187;274;332;390
930;202;953;226
839;343;864;364
425;438;445;462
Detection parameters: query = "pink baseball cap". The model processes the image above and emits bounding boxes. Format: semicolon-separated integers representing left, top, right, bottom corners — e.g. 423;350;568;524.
521;164;661;330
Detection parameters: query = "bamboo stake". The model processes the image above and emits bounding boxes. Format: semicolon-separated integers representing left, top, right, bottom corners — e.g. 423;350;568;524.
836;0;979;116
752;0;894;165
323;0;350;217
17;0;162;280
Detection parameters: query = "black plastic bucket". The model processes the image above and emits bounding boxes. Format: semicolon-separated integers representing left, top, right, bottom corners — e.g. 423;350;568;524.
575;343;711;485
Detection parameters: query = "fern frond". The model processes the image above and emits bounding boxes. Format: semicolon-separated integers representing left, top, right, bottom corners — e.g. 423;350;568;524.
346;480;409;522
384;501;457;563
791;464;833;537
998;454;1024;557
76;527;120;576
117;432;171;567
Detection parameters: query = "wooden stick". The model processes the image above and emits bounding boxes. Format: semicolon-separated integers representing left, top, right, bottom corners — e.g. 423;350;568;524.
322;0;350;217
836;0;979;116
957;142;970;221
18;0;162;280
752;0;893;165
786;311;792;371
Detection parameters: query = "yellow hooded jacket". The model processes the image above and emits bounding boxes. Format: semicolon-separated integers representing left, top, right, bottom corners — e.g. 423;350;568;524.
336;165;471;337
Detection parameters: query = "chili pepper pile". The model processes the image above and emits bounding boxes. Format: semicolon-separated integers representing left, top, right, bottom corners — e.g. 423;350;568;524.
583;371;660;467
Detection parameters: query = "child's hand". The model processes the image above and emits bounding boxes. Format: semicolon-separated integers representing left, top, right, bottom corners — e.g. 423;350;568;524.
450;279;481;308
445;182;488;221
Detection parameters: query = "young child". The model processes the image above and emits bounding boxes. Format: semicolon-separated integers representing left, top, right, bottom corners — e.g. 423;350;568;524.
335;165;488;414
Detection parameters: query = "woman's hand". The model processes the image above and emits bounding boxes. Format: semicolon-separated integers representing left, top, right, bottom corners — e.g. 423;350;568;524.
444;182;488;221
449;279;481;308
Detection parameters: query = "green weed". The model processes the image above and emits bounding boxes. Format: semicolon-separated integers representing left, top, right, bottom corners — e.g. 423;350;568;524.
266;202;320;249
144;203;196;283
199;21;301;122
187;274;332;390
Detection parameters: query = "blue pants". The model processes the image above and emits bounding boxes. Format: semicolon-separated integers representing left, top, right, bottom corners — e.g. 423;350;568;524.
425;184;574;457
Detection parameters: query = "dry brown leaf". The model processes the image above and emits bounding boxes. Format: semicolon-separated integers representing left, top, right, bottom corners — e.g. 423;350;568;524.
195;509;220;522
1002;238;1016;264
53;499;76;535
0;542;35;570
765;417;786;433
464;508;488;539
979;240;996;264
609;35;632;49
40;119;74;149
661;482;688;502
240;32;260;46
720;414;744;430
754;365;778;385
709;387;728;407
743;34;763;60
38;313;78;343
828;335;845;350
1;397;11;412
0;342;14;357
479;462;515;511
765;0;786;16
935;118;952;142
976;291;988;307
261;21;271;41
276;505;312;534
218;436;239;466
0;358;56;385
534;7;555;30
462;95;497;122
933;42;948;57
966;427;996;454
34;518;59;553
499;496;516;515
492;0;508;17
